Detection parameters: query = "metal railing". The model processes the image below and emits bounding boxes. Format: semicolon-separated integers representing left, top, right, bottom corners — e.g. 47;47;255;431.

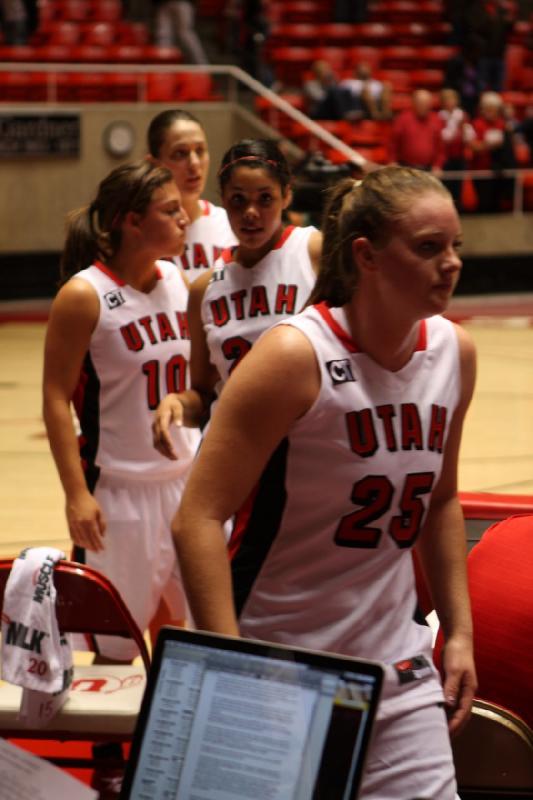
1;61;532;213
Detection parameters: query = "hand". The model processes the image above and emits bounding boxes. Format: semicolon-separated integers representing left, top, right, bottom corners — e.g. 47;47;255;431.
152;394;184;460
66;490;106;552
441;634;477;736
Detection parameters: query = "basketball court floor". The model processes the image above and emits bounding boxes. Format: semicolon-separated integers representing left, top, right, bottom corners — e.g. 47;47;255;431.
1;294;532;560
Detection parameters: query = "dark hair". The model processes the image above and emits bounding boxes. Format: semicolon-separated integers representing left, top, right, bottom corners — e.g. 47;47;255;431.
147;109;203;158
60;160;174;282
217;139;291;193
309;165;452;306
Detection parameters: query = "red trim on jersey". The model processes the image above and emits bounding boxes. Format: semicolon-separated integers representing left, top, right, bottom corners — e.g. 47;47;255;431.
273;225;295;250
228;483;260;561
94;260;163;284
201;199;210;216
221;246;237;264
94;261;126;286
315;302;428;355
314;302;359;353
415;319;427;351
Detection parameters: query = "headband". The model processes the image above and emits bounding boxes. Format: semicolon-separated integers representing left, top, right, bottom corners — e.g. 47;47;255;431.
217;155;279;178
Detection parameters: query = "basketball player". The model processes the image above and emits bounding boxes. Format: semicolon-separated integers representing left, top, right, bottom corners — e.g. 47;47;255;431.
42;161;200;663
147;109;237;283
170;167;478;799
152;138;322;452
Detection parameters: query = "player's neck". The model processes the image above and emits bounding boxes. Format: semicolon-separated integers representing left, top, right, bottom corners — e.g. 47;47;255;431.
345;299;421;372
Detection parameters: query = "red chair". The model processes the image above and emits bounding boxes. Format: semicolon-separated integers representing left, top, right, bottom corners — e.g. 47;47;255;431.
145;72;180;102
69;44;110;62
34;43;75;61
56;72;109;101
409;69;444;91
375;68;412;93
104;43;144;62
115;21;150;45
49;21;81;45
279;2;331;24
89;0;123;22
175;72;214;101
268;46;315;84
418;45;459;71
316;23;359;48
379;45;420;71
268;23;321;48
141;45;182;64
0;558;150;760
351;22;394;46
56;0;91;21
0;44;41;61
104;72;140;102
82;21;115;46
345;46;382;70
0;71;49;102
312;46;346;71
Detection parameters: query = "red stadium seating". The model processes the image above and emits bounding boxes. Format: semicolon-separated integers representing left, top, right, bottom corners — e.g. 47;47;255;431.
89;0;122;22
0;71;49;102
82;21;115;46
409;69;445;91
49;21;81;45
379;45;421;71
56;0;90;21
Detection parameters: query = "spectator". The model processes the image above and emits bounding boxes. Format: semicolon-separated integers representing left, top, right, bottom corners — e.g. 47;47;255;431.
470;90;516;211
151;0;209;64
303;60;353;120
444;36;485;117
438;88;475;210
340;61;392;121
0;0;36;44
389;89;445;172
515;103;533;165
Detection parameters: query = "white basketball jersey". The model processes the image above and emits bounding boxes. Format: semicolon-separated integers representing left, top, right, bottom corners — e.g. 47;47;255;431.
73;260;200;483
232;303;461;708
201;225;317;385
173;200;237;283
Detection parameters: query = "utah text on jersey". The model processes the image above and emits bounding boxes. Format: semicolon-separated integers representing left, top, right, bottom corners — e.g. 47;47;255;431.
120;310;190;351
209;282;302;326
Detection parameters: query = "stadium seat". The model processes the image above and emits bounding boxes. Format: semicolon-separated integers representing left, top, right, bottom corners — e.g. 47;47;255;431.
375;68;412;93
315;23;360;48
140;45;182;64
82;21;115;47
409;69;444;91
89;0;122;22
350;22;394;46
49;21;81;46
278;2;331;24
379;45;420;71
104;72;139;102
56;72;109;101
56;0;90;22
268;46;315;85
68;44;110;62
0;557;150;767
0;71;49;102
175;72;215;101
268;23;321;49
418;45;459;71
145;72;180;102
115;21;150;45
345;46;382;70
312;47;347;71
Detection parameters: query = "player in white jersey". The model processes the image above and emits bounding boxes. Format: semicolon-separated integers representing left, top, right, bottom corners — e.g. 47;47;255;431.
43;161;200;662
147;109;237;282
152;138;322;453
170;167;478;799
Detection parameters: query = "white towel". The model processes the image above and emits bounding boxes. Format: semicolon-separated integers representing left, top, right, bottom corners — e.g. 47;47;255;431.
1;547;73;724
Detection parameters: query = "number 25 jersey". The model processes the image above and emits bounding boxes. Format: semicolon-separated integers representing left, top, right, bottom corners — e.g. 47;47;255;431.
235;302;462;666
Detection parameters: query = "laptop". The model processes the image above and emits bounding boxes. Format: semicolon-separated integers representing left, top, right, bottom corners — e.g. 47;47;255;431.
120;626;384;800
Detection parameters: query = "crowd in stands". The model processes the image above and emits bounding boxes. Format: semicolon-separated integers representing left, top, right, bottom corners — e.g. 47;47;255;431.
0;0;532;210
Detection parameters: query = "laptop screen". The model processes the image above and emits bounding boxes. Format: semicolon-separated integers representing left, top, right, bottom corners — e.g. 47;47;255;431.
121;627;383;800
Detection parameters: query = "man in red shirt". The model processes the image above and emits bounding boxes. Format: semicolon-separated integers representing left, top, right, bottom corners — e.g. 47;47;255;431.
389;89;445;172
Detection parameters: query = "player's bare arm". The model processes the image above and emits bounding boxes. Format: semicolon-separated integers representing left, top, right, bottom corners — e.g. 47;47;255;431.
43;278;106;552
415;323;477;735
172;324;320;633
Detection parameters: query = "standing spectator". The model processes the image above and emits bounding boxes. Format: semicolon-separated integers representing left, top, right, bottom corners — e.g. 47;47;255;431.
439;88;475;210
151;0;209;64
389;89;445;171
444;36;486;117
470;90;516;211
303;60;353;120
340;62;392;121
0;0;28;44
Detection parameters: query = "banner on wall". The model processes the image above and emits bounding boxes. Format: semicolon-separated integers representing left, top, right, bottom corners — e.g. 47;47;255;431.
0;113;80;158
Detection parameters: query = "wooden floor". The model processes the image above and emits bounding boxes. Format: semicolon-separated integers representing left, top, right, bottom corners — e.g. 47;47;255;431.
1;297;533;559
